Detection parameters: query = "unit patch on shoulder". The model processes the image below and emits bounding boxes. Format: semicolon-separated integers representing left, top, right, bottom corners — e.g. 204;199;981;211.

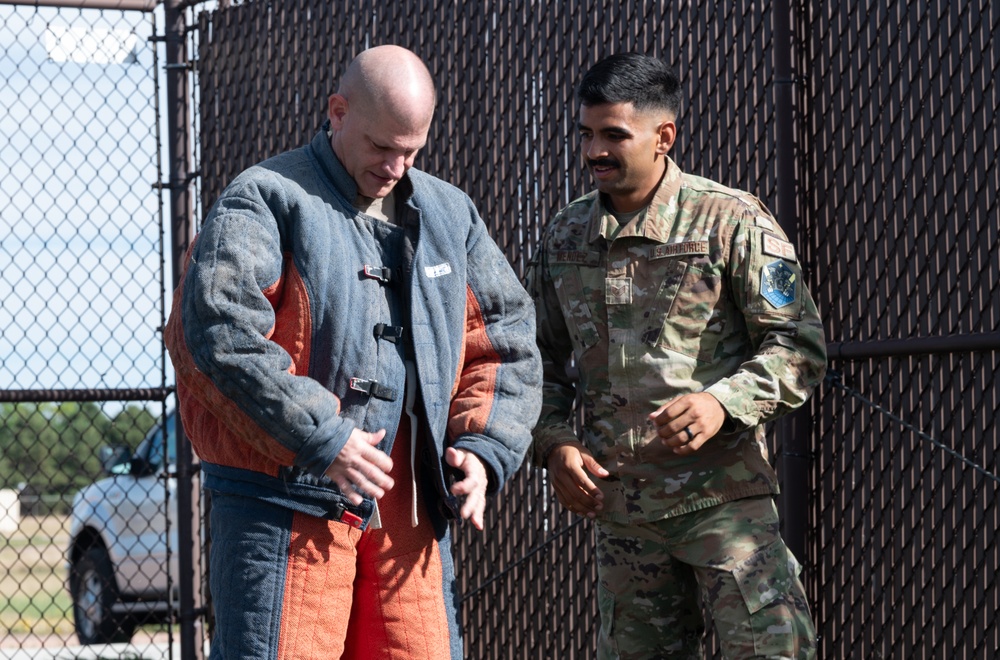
761;260;797;309
761;233;797;263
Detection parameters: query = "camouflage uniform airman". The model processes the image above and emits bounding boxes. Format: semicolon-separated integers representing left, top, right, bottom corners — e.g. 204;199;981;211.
528;157;826;659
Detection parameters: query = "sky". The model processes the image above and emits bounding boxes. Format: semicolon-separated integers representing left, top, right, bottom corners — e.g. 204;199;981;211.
0;3;173;401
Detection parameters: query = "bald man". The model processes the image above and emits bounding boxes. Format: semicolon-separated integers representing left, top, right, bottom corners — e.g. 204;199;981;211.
165;45;541;659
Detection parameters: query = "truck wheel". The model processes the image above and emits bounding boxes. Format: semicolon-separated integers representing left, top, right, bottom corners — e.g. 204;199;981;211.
70;545;136;644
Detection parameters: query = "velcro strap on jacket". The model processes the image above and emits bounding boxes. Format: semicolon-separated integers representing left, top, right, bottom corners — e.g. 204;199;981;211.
373;323;405;344
349;377;398;401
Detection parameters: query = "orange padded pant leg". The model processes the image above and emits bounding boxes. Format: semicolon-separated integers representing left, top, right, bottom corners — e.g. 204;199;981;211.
342;414;451;659
275;414;452;660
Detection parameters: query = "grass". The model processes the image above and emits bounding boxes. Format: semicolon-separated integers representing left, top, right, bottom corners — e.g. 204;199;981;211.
0;514;75;636
1;515;181;655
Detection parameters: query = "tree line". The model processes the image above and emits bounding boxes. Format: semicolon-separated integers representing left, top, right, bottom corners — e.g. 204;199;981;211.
0;402;160;512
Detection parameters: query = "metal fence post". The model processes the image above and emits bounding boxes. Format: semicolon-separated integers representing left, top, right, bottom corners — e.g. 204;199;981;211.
164;1;203;658
772;0;811;563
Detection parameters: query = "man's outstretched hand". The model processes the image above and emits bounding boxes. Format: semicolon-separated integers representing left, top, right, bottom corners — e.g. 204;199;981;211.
445;447;489;531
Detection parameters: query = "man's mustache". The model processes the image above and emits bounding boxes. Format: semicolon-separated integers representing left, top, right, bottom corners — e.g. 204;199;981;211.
587;158;620;169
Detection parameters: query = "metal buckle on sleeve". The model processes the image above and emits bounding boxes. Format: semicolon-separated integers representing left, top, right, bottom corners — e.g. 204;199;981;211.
373;323;405;344
349;377;399;401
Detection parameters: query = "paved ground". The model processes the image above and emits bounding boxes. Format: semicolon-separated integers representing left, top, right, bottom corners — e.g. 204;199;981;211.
0;631;183;660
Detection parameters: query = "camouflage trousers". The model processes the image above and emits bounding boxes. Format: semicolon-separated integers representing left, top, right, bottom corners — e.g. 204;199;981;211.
595;496;816;660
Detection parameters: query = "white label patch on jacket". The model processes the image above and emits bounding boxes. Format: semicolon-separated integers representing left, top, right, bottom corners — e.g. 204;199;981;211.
424;263;452;278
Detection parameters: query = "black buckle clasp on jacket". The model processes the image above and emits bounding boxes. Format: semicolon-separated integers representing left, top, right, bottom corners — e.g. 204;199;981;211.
373;323;405;344
349;377;398;401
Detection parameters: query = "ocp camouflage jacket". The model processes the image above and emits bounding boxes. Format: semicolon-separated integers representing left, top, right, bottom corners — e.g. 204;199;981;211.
528;157;827;523
165;125;542;530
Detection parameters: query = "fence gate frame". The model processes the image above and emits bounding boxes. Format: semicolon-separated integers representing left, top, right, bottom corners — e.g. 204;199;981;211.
0;0;203;657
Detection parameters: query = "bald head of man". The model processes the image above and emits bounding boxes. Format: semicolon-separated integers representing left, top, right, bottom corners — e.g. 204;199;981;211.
327;45;437;199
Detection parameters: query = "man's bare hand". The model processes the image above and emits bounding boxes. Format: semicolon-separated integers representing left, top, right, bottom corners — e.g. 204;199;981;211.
324;428;393;506
445;447;488;531
546;442;609;518
648;393;726;455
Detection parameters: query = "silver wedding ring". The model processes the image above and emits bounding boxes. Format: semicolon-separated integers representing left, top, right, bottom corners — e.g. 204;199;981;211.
683;427;695;442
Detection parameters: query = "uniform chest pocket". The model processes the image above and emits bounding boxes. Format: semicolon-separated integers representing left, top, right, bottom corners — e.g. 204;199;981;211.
641;259;726;363
551;265;602;356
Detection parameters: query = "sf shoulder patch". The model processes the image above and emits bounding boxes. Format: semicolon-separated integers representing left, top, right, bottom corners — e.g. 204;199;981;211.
761;260;797;308
761;233;797;262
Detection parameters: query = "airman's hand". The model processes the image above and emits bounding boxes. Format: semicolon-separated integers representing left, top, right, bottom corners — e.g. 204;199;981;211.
546;442;609;518
649;393;726;456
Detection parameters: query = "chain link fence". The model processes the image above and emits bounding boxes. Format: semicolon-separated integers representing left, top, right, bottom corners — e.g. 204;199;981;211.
805;1;1000;657
0;1;178;655
195;2;785;657
1;0;997;658
195;1;999;658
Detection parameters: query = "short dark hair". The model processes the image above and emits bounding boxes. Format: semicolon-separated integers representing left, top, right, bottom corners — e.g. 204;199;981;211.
577;53;681;116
